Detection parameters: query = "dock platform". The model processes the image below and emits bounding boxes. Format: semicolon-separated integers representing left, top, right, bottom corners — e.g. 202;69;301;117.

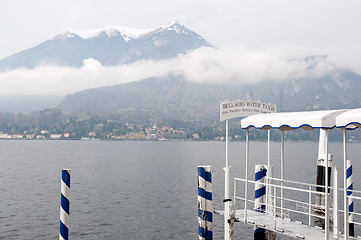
216;209;360;240
214;106;361;240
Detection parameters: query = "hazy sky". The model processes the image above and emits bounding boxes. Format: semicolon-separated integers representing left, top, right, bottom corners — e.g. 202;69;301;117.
1;0;361;96
1;0;360;59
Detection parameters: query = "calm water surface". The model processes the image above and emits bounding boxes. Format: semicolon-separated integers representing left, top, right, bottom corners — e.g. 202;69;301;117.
1;140;361;239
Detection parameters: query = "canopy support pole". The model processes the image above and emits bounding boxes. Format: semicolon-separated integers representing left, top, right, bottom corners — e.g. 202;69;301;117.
266;129;271;215
244;129;249;223
280;130;284;218
224;119;233;240
325;129;329;240
343;128;349;240
268;129;271;166
226;120;229;167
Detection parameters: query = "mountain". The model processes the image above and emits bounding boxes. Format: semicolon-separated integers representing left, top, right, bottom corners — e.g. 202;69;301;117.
58;75;244;121
0;21;212;70
2;20;361;120
58;70;361;122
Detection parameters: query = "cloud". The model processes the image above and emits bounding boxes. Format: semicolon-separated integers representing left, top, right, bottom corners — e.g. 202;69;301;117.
177;45;349;83
0;44;360;97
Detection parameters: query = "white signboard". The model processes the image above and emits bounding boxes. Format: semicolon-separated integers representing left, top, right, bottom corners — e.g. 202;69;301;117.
220;100;276;121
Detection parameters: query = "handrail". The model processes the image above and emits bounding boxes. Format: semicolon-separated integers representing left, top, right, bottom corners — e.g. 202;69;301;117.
236;195;327;220
235;174;361;237
235;176;329;190
236;194;327;218
266;176;330;189
234;177;326;196
351;221;361;227
338;188;361;195
349;195;361;201
234;176;331;228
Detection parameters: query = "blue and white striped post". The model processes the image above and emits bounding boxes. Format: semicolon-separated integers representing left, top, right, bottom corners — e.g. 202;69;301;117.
347;160;354;237
254;165;267;240
198;166;213;240
60;169;71;240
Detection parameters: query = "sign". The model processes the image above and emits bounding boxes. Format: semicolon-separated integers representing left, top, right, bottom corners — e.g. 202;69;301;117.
220;100;276;121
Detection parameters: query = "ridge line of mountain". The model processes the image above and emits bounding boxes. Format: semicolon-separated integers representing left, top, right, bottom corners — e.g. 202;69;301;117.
0;21;212;70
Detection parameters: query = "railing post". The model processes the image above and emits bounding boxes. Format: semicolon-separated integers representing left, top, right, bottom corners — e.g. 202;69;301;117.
273;186;277;230
233;179;237;211
309;185;312;226
280;130;284;219
333;166;339;239
265;177;269;215
60;169;71;240
266;166;274;215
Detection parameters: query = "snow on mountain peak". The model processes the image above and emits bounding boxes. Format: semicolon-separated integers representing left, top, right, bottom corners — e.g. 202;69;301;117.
76;25;153;40
51;22;190;42
154;20;186;34
0;21;213;71
51;31;76;41
167;20;182;32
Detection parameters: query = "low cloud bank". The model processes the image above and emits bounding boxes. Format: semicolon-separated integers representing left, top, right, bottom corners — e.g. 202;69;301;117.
0;44;360;97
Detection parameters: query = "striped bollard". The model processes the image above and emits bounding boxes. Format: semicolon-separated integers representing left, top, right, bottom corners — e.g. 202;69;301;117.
254;165;267;240
60;169;71;240
347;160;354;237
198;166;213;240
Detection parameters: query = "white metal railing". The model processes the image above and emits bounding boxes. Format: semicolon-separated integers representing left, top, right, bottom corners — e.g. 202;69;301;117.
234;176;329;227
339;187;361;230
234;173;361;238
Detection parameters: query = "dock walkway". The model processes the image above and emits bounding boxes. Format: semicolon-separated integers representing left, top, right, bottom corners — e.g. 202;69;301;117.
217;209;359;240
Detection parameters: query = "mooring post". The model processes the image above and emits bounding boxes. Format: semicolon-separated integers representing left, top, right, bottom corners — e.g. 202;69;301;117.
60;169;71;240
347;160;354;237
198;166;213;240
254;165;267;240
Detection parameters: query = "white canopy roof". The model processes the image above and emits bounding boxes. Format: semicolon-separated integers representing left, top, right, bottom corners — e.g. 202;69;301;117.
336;108;361;129
241;109;348;130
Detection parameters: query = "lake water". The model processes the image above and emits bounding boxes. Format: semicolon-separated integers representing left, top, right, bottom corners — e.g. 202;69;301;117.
1;140;361;239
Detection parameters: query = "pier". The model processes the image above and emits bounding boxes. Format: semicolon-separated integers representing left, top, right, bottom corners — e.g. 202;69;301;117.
213;104;361;240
